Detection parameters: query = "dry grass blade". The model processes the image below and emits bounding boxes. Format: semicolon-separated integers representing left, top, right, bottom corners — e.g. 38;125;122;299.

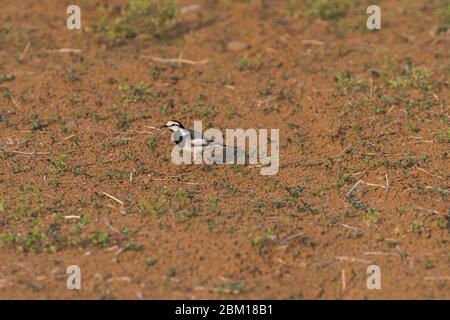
46;48;82;54
301;39;325;46
341;269;346;291
150;56;209;66
2;149;50;156
346;179;363;197
100;192;125;214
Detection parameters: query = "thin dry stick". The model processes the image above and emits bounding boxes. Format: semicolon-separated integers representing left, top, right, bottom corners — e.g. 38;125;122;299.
335;144;352;159
20;42;31;61
101;192;125;214
114;248;125;257
424;276;450;281
106;277;131;283
143;126;161;131
103;219;122;234
408;140;433;144
2;149;50;156
416;166;445;180
150;56;209;66
148;176;203;185
364;152;409;156
416;206;441;215
15;130;53;134
364;182;387;189
281;232;304;243
346;179;363;197
364;252;398;256
10;96;21;109
63;215;81;220
384;174;390;199
341;269;346;291
338;223;358;231
56;134;75;145
424;186;448;195
47;48;82;54
301;39;325;47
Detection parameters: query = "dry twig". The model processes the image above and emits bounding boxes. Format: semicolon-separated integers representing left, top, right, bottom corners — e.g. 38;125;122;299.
2;149;50;156
46;48;82;54
150;56;209;66
101;192;125;214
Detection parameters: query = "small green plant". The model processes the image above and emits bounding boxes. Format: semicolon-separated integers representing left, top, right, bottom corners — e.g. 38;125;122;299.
287;186;303;198
236;54;261;71
410;67;433;91
167;267;177;277
388;66;433;92
145;257;157;266
124;240;142;251
119;82;151;104
433;129;450;143
412;220;424;234
22;227;46;252
147;136;161;154
0;74;15;84
208;196;220;214
435;0;450;33
175;189;194;205
90;230;111;247
437;218;448;229
183;209;198;218
3;232;15;246
371;104;384;115
424;260;435;270
288;0;299;17
93;0;180;46
334;70;353;93
139;194;167;216
272;199;287;209
406;123;420;133
49;154;67;175
365;208;379;225
215;281;246;294
250;228;276;253
340;174;351;183
303;0;351;21
0;25;23;45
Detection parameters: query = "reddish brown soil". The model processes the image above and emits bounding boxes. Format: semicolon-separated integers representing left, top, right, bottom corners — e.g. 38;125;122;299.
0;0;449;299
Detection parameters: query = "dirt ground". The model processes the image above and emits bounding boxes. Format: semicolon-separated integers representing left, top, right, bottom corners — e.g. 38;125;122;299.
0;0;449;299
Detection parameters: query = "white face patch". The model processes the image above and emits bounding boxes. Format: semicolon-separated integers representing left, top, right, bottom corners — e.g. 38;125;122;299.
168;125;181;131
166;121;180;127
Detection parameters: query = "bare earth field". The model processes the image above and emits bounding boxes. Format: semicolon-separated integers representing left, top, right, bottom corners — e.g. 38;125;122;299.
0;0;449;299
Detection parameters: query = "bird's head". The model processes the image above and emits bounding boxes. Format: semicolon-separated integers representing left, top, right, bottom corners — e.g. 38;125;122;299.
160;120;184;132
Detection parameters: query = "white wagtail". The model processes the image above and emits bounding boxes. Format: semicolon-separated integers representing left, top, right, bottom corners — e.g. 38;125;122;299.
160;120;245;163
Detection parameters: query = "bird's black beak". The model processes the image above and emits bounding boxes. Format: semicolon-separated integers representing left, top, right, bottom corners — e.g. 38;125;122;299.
159;125;168;129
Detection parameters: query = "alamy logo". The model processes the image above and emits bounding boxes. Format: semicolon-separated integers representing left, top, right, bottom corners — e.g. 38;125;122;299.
66;265;81;290
366;265;381;290
169;121;279;175
366;5;381;30
66;5;81;30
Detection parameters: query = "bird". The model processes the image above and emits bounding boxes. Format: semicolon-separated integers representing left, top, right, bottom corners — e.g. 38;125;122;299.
160;120;245;163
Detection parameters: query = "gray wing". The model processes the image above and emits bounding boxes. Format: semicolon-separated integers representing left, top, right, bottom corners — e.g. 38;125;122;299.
188;129;213;146
185;128;247;161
